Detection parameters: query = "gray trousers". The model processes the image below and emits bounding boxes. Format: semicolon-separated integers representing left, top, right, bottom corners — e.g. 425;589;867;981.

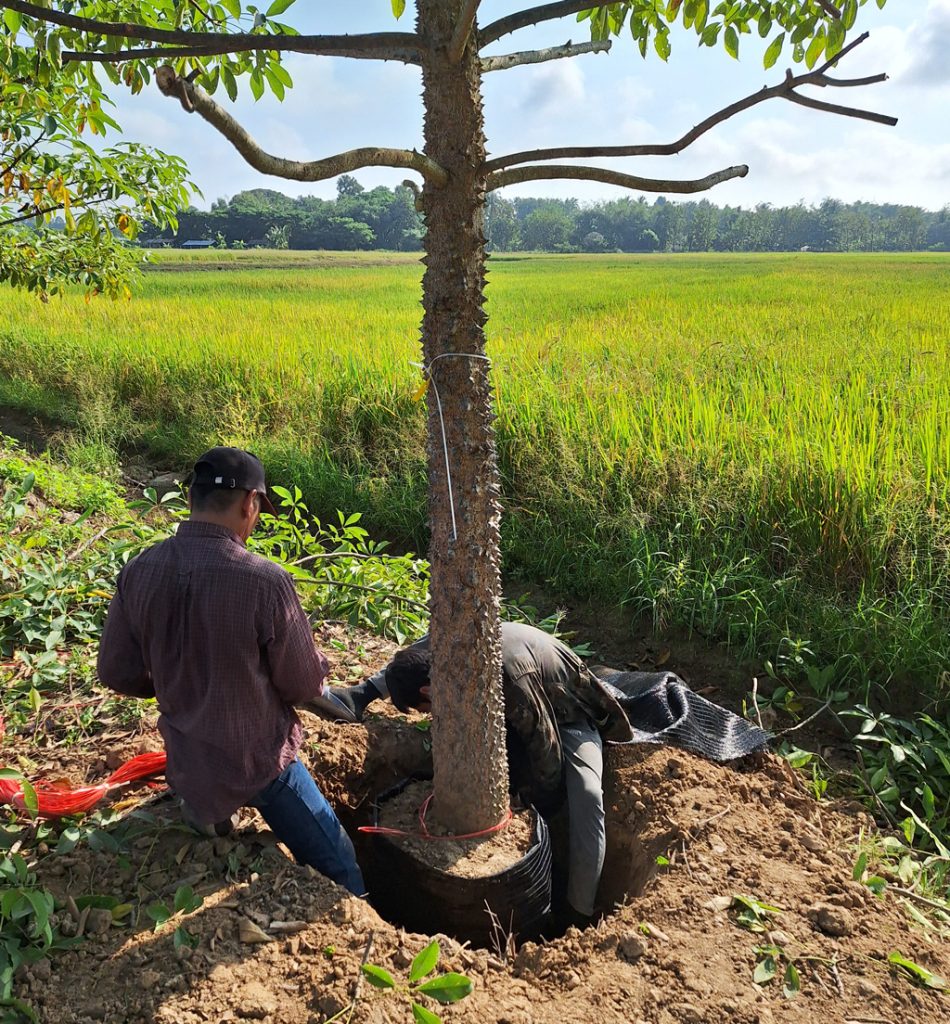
560;719;605;916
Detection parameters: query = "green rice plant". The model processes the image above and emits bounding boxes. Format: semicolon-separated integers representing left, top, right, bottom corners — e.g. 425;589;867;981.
0;252;948;703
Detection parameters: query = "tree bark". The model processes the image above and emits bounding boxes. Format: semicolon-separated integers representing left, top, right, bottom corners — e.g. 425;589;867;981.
417;0;509;834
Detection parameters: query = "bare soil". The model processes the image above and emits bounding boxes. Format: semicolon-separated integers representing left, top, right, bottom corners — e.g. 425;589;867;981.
6;629;948;1024
375;779;533;877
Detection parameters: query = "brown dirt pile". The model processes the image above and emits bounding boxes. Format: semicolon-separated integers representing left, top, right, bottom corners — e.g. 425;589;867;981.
10;709;948;1024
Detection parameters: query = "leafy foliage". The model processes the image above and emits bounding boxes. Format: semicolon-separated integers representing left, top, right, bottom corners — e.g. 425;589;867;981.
360;940;473;1023
251;485;430;644
0;436;429;737
731;893;782;932
579;0;886;69
0;17;194;297
842;704;950;856
0;852;81;1020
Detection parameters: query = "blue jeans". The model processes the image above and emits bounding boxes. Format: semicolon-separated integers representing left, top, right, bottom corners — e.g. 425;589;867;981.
250;758;366;897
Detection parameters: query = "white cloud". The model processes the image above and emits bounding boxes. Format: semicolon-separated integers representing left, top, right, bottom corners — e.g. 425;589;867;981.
518;61;586;114
902;0;950;86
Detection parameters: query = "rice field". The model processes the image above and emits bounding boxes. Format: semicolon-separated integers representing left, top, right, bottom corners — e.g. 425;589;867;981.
1;251;948;695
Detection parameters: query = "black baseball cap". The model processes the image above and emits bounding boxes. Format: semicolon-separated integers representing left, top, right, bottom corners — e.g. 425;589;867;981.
190;447;277;515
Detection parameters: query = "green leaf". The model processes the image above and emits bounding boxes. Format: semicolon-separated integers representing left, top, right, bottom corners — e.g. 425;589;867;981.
888;952;948;990
173;885;202;915
754;956;777;984
826;18;846;59
173;924;198;950
266;0;296;15
391;0;406;18
897;855;917;886
694;1;708;33
0;997;38;1024
265;68;286;101
409;940;440;983
361;964;396;989
249;70;265;102
804;31;825;70
783;961;801;999
700;23;721;47
146;902;171;929
111;903;134;922
724;25;739;60
222;66;238;102
269;63;293;87
763;32;785;70
920;783;936;820
411;1003;441;1024
852;851;867;881
414;973;473;1004
220;0;242;17
653;30;671;62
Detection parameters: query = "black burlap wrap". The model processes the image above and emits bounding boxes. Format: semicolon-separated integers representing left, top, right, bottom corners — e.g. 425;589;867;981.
592;668;770;761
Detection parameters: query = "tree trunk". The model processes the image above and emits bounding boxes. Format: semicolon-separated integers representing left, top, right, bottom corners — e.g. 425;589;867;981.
416;0;509;834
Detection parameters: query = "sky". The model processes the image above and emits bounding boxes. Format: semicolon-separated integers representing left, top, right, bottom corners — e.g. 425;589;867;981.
107;1;950;211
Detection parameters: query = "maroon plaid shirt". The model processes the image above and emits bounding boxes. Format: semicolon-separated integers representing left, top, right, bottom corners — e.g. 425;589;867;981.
97;521;328;823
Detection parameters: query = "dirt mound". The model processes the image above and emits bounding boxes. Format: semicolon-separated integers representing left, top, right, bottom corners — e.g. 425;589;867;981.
9;708;947;1024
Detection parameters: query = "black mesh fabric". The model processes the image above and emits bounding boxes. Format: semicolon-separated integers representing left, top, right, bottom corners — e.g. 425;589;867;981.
592;668;770;762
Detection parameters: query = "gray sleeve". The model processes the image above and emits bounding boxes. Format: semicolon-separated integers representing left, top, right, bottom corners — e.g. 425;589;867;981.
367;668;389;698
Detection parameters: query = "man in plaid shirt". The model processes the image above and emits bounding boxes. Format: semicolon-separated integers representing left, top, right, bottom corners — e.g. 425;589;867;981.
98;447;365;896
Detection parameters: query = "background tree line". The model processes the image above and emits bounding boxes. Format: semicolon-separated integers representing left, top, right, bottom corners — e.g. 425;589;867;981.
153;174;949;253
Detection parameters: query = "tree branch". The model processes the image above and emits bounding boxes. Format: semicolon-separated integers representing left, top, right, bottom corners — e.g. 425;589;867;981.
480;1;614;47
448;0;481;64
822;73;888;88
486;163;749;194
816;0;842;18
0;129;46;180
155;69;447;186
64;39;422;64
0;1;422;62
0;190;120;228
784;91;896;125
485;32;895;172
481;39;610;73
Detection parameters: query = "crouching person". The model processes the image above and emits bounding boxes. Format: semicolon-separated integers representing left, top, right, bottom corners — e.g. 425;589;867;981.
326;621;633;926
97;446;365;896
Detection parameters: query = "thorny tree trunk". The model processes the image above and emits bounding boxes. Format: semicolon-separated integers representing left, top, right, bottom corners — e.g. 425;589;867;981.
417;0;509;834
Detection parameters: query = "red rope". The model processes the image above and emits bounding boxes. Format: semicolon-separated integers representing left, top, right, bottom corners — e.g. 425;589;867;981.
0;750;168;819
359;789;512;841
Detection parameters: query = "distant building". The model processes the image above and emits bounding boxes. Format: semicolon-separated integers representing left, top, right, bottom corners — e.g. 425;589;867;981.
181;239;215;249
139;238;171;248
